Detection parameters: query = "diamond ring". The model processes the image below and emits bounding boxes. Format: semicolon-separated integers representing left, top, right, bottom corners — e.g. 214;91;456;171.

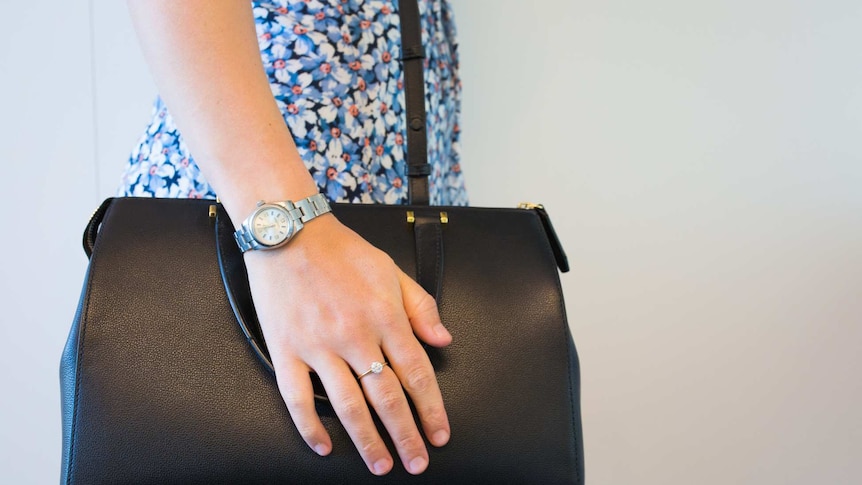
357;361;389;380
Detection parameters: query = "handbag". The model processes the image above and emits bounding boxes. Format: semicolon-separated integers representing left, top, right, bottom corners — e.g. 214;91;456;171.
59;1;584;483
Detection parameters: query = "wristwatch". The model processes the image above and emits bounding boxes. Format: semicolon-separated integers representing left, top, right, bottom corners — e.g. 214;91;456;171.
233;192;332;253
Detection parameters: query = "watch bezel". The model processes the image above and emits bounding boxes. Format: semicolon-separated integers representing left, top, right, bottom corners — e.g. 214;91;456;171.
248;203;296;248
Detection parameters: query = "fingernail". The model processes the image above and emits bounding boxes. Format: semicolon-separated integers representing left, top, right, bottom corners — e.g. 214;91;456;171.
434;323;450;339
373;458;390;475
409;456;428;474
314;443;329;456
432;429;450;446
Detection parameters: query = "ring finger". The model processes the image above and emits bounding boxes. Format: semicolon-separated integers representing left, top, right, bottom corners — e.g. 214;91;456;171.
314;357;393;476
353;356;430;475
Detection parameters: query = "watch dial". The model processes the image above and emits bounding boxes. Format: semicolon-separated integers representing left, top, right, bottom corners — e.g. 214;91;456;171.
251;207;292;246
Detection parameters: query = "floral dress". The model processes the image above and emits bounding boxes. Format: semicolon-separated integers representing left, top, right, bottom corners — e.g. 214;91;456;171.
117;0;468;206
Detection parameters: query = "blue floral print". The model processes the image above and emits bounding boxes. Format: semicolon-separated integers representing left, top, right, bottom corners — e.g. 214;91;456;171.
118;0;468;206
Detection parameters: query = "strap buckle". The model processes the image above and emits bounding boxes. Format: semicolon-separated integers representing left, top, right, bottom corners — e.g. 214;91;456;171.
401;45;426;60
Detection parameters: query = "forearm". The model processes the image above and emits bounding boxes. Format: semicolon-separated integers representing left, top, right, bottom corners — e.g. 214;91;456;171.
126;0;318;222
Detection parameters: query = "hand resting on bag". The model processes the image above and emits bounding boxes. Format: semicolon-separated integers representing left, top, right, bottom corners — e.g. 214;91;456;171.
243;213;452;475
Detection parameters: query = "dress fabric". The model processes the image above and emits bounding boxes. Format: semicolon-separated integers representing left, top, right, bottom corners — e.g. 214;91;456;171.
117;0;468;206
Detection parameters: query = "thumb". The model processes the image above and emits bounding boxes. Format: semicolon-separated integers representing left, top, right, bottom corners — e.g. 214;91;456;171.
397;268;452;347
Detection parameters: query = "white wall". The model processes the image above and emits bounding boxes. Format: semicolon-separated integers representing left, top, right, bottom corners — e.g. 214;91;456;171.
1;1;860;483
451;1;861;483
0;1;96;482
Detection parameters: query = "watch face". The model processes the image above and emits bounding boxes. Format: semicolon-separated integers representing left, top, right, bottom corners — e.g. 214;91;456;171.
251;206;293;246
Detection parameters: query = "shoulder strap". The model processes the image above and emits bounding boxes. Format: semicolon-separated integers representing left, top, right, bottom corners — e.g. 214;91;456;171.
399;0;430;205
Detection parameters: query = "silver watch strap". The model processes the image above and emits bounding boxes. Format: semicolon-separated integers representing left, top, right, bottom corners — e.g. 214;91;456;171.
234;229;257;253
294;192;331;222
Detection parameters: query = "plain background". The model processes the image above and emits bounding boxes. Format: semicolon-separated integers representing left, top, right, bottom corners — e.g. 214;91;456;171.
1;1;860;483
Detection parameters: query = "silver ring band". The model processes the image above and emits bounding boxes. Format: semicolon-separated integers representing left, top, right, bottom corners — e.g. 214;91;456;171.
357;361;389;380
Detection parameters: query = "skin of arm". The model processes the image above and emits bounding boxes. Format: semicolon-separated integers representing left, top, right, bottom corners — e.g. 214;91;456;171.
126;0;451;476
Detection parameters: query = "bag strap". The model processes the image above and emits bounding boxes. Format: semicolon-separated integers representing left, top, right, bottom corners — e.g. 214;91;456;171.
399;0;431;205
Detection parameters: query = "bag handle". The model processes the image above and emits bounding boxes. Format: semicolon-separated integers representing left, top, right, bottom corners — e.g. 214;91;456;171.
83;198;114;258
399;0;431;205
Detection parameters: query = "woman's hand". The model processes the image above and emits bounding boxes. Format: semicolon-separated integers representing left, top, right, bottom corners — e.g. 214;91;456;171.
243;213;452;476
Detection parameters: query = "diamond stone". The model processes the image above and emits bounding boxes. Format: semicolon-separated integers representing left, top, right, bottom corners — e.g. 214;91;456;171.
370;362;384;374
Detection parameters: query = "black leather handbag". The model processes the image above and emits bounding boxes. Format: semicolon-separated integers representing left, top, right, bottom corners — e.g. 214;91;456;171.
59;2;584;483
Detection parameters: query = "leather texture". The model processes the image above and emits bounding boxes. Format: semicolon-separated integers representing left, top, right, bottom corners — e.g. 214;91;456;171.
60;197;584;484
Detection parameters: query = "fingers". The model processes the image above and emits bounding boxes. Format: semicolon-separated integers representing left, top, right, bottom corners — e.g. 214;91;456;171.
314;358;394;476
397;268;452;347
276;328;448;476
274;359;332;456
382;334;451;449
354;358;431;475
393;267;451;449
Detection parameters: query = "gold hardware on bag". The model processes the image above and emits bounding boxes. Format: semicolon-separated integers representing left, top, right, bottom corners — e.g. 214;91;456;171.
406;211;448;224
518;202;545;210
209;205;217;220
